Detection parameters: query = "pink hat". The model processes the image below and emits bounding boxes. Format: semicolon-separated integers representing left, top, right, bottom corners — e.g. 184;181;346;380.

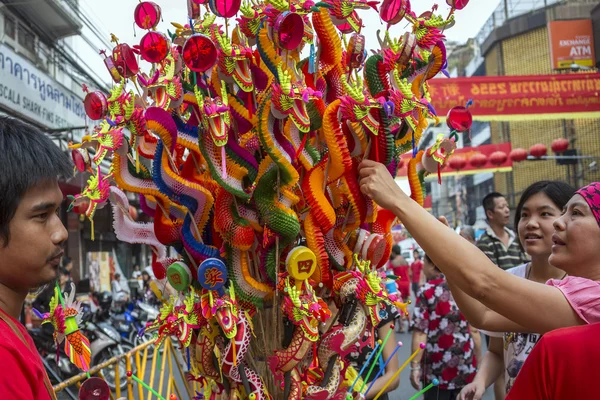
576;182;600;227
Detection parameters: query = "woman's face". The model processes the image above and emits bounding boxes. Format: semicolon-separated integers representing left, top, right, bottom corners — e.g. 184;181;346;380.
422;257;438;279
518;192;561;258
550;194;600;277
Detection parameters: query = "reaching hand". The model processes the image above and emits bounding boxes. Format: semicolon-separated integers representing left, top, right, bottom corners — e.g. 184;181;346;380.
410;369;421;391
358;160;407;211
458;380;486;400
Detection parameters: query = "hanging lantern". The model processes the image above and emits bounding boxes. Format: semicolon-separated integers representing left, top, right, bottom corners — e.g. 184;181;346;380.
272;12;304;51
447;106;473;132
380;0;411;25
529;144;548;158
489;151;508;166
346;33;367;69
469;153;487;168
509;148;528;163
209;0;242;18
83;91;108;120
551;138;569;154
448;155;467;171
447;0;469;10
182;34;218;72
134;2;162;30
139;32;169;63
112;44;140;78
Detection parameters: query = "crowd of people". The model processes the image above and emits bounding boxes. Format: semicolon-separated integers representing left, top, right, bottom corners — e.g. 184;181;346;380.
361;158;600;399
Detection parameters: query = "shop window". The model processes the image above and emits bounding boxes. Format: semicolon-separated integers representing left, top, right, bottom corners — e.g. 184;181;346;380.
4;16;16;39
18;24;35;53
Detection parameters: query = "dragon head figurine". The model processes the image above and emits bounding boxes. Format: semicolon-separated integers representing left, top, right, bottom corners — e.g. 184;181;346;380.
237;0;265;40
210;286;240;339
339;76;383;136
214;30;254;93
271;63;322;133
281;278;330;342
195;83;232;147
67;166;112;223
320;0;378;32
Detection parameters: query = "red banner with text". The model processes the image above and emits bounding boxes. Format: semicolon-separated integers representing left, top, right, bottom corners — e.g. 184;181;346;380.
428;73;600;121
396;143;513;178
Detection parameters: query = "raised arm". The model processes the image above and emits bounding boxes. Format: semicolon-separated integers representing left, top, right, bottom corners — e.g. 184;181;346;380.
448;280;529;333
358;160;584;334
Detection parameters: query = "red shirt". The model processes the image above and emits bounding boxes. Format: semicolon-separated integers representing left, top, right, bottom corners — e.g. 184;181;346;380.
392;265;410;284
0;308;55;399
507;323;600;400
410;260;423;283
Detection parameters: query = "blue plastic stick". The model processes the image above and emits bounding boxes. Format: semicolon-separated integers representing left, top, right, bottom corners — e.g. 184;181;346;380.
347;341;382;395
364;342;403;396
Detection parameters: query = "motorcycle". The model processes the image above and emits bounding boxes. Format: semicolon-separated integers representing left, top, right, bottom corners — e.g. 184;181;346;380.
112;300;159;358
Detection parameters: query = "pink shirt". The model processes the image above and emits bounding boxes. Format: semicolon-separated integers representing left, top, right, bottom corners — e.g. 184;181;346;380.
547;276;600;323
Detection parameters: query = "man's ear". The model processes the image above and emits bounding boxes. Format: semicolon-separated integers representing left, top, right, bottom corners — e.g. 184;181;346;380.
485;209;493;220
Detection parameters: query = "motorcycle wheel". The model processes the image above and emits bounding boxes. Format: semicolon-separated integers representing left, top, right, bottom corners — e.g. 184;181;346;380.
95;344;134;391
129;329;157;360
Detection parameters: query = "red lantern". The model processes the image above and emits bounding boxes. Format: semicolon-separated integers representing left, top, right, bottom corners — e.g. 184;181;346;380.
551;138;569;154
447;106;473;132
134;2;161;30
529;144;548;158
489;151;508;166
509;148;528;163
469;153;488;168
380;0;411;25
447;0;469;10
448;155;467;171
72;199;90;215
273;12;304;51
83;91;108;120
139;32;169;63
112;44;140;78
182;34;218;73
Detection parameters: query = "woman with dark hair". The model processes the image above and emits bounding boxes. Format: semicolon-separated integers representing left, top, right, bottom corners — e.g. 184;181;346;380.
456;181;575;399
358;160;600;338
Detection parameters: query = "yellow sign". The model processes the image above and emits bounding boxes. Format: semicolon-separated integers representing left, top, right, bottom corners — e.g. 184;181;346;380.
286;246;317;282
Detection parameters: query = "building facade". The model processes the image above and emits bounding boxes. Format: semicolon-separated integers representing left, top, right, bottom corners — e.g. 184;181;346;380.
0;1;145;284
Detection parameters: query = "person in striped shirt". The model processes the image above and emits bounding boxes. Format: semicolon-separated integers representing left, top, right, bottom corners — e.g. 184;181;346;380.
476;193;528;271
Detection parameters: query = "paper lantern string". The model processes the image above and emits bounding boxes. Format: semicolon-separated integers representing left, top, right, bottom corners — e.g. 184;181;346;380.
359;324;395;392
364;341;403;396
373;343;426;400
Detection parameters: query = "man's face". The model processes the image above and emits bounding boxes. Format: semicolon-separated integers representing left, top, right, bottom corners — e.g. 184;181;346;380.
489;196;511;227
0;181;68;293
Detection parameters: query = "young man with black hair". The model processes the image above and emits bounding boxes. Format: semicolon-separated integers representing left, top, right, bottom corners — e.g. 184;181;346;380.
0;116;72;399
476;192;527;271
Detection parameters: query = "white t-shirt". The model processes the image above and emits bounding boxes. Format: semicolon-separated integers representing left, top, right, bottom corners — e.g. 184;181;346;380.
483;264;541;393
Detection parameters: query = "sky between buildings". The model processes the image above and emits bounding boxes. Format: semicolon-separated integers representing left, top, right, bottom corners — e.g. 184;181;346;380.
78;0;499;88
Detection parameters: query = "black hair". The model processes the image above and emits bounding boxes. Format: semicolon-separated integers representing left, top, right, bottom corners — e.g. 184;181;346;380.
482;192;505;219
424;254;441;272
114;273;121;279
391;244;401;258
63;257;72;267
514;181;576;230
0;117;72;245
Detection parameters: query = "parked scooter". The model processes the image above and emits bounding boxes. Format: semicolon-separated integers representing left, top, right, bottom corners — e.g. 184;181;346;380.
111;300;159;357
